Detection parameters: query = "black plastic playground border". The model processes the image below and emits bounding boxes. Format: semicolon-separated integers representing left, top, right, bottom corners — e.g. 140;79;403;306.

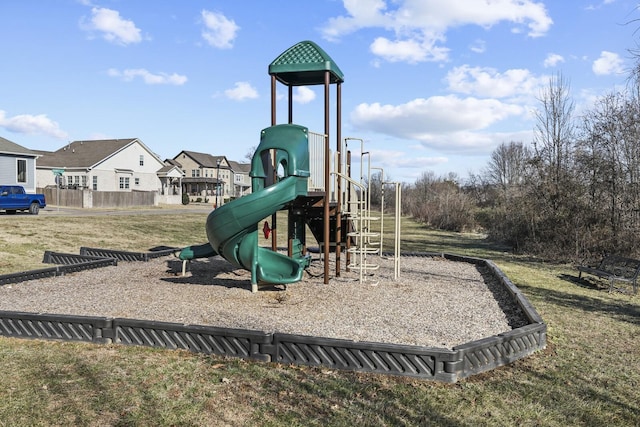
0;249;546;383
79;246;177;261
0;252;118;286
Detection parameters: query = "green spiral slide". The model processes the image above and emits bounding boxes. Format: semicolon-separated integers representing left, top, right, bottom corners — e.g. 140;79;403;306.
179;124;311;289
207;175;309;286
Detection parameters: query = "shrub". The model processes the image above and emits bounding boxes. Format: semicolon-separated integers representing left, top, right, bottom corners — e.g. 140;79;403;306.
181;193;190;205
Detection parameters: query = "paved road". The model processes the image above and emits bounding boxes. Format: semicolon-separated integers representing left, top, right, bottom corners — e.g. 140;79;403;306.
34;205;214;217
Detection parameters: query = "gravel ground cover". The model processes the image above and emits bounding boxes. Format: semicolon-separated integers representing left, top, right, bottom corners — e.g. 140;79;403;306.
0;254;528;349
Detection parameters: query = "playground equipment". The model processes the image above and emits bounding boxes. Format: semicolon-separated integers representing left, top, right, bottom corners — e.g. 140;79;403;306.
179;40;401;291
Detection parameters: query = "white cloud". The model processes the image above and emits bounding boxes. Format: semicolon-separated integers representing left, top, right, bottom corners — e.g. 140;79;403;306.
224;82;258;101
543;53;564;68
412;129;533;152
370;36;449;63
0;110;68;139
81;7;142;45
349;95;525;152
586;0;616;10
321;0;389;41
469;39;486;54
107;68;187;85
342;146;449;182
293;87;316;104
446;65;545;98
201;10;239;49
592;51;624;75
369;149;449;169
272;88;315;103
322;0;552;63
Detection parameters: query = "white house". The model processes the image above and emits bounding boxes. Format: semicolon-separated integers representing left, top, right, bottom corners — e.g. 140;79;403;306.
0;136;39;193
156;159;185;204
36;138;166;192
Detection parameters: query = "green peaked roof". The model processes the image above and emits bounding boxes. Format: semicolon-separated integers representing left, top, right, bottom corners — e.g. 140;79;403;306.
269;40;344;86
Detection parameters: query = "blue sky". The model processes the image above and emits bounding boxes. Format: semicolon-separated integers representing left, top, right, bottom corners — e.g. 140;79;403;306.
0;0;637;183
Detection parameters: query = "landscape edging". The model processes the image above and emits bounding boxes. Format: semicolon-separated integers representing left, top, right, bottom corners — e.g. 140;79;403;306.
0;248;546;382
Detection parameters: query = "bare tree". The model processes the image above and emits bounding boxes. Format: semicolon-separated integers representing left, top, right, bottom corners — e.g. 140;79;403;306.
404;171;476;232
533;73;575;178
244;145;257;162
365;171;384;208
485;141;532;196
578;89;640;250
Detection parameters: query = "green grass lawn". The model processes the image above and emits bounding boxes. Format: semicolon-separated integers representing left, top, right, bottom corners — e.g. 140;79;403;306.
0;210;638;426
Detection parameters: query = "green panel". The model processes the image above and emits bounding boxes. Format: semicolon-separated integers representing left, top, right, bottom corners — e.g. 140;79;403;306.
178;242;216;261
269;40;344;86
250;124;310;183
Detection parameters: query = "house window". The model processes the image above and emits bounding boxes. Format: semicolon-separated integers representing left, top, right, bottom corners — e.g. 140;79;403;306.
82;176;87;188
139;155;144;166
119;177;130;189
235;174;243;183
17;159;27;183
92;176;98;191
135;178;140;186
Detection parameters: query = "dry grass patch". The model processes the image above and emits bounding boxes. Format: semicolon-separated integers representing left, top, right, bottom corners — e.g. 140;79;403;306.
0;213;208;274
0;211;638;426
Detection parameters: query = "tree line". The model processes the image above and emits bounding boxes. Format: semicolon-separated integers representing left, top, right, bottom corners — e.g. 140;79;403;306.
370;70;640;262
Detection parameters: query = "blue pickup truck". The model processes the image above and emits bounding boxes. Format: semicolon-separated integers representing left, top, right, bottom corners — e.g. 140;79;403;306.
0;185;46;215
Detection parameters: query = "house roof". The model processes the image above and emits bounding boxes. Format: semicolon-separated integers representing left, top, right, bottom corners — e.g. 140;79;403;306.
0;136;38;157
37;138;163;169
228;160;251;173
164;158;182;168
157;164;184;178
176;151;227;168
174;152;251;174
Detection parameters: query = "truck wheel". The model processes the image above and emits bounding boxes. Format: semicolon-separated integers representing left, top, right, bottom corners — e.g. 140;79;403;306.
29;202;40;215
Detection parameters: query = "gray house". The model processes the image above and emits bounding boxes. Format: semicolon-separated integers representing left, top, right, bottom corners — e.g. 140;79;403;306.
171;151;253;202
0;136;39;193
228;160;252;197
